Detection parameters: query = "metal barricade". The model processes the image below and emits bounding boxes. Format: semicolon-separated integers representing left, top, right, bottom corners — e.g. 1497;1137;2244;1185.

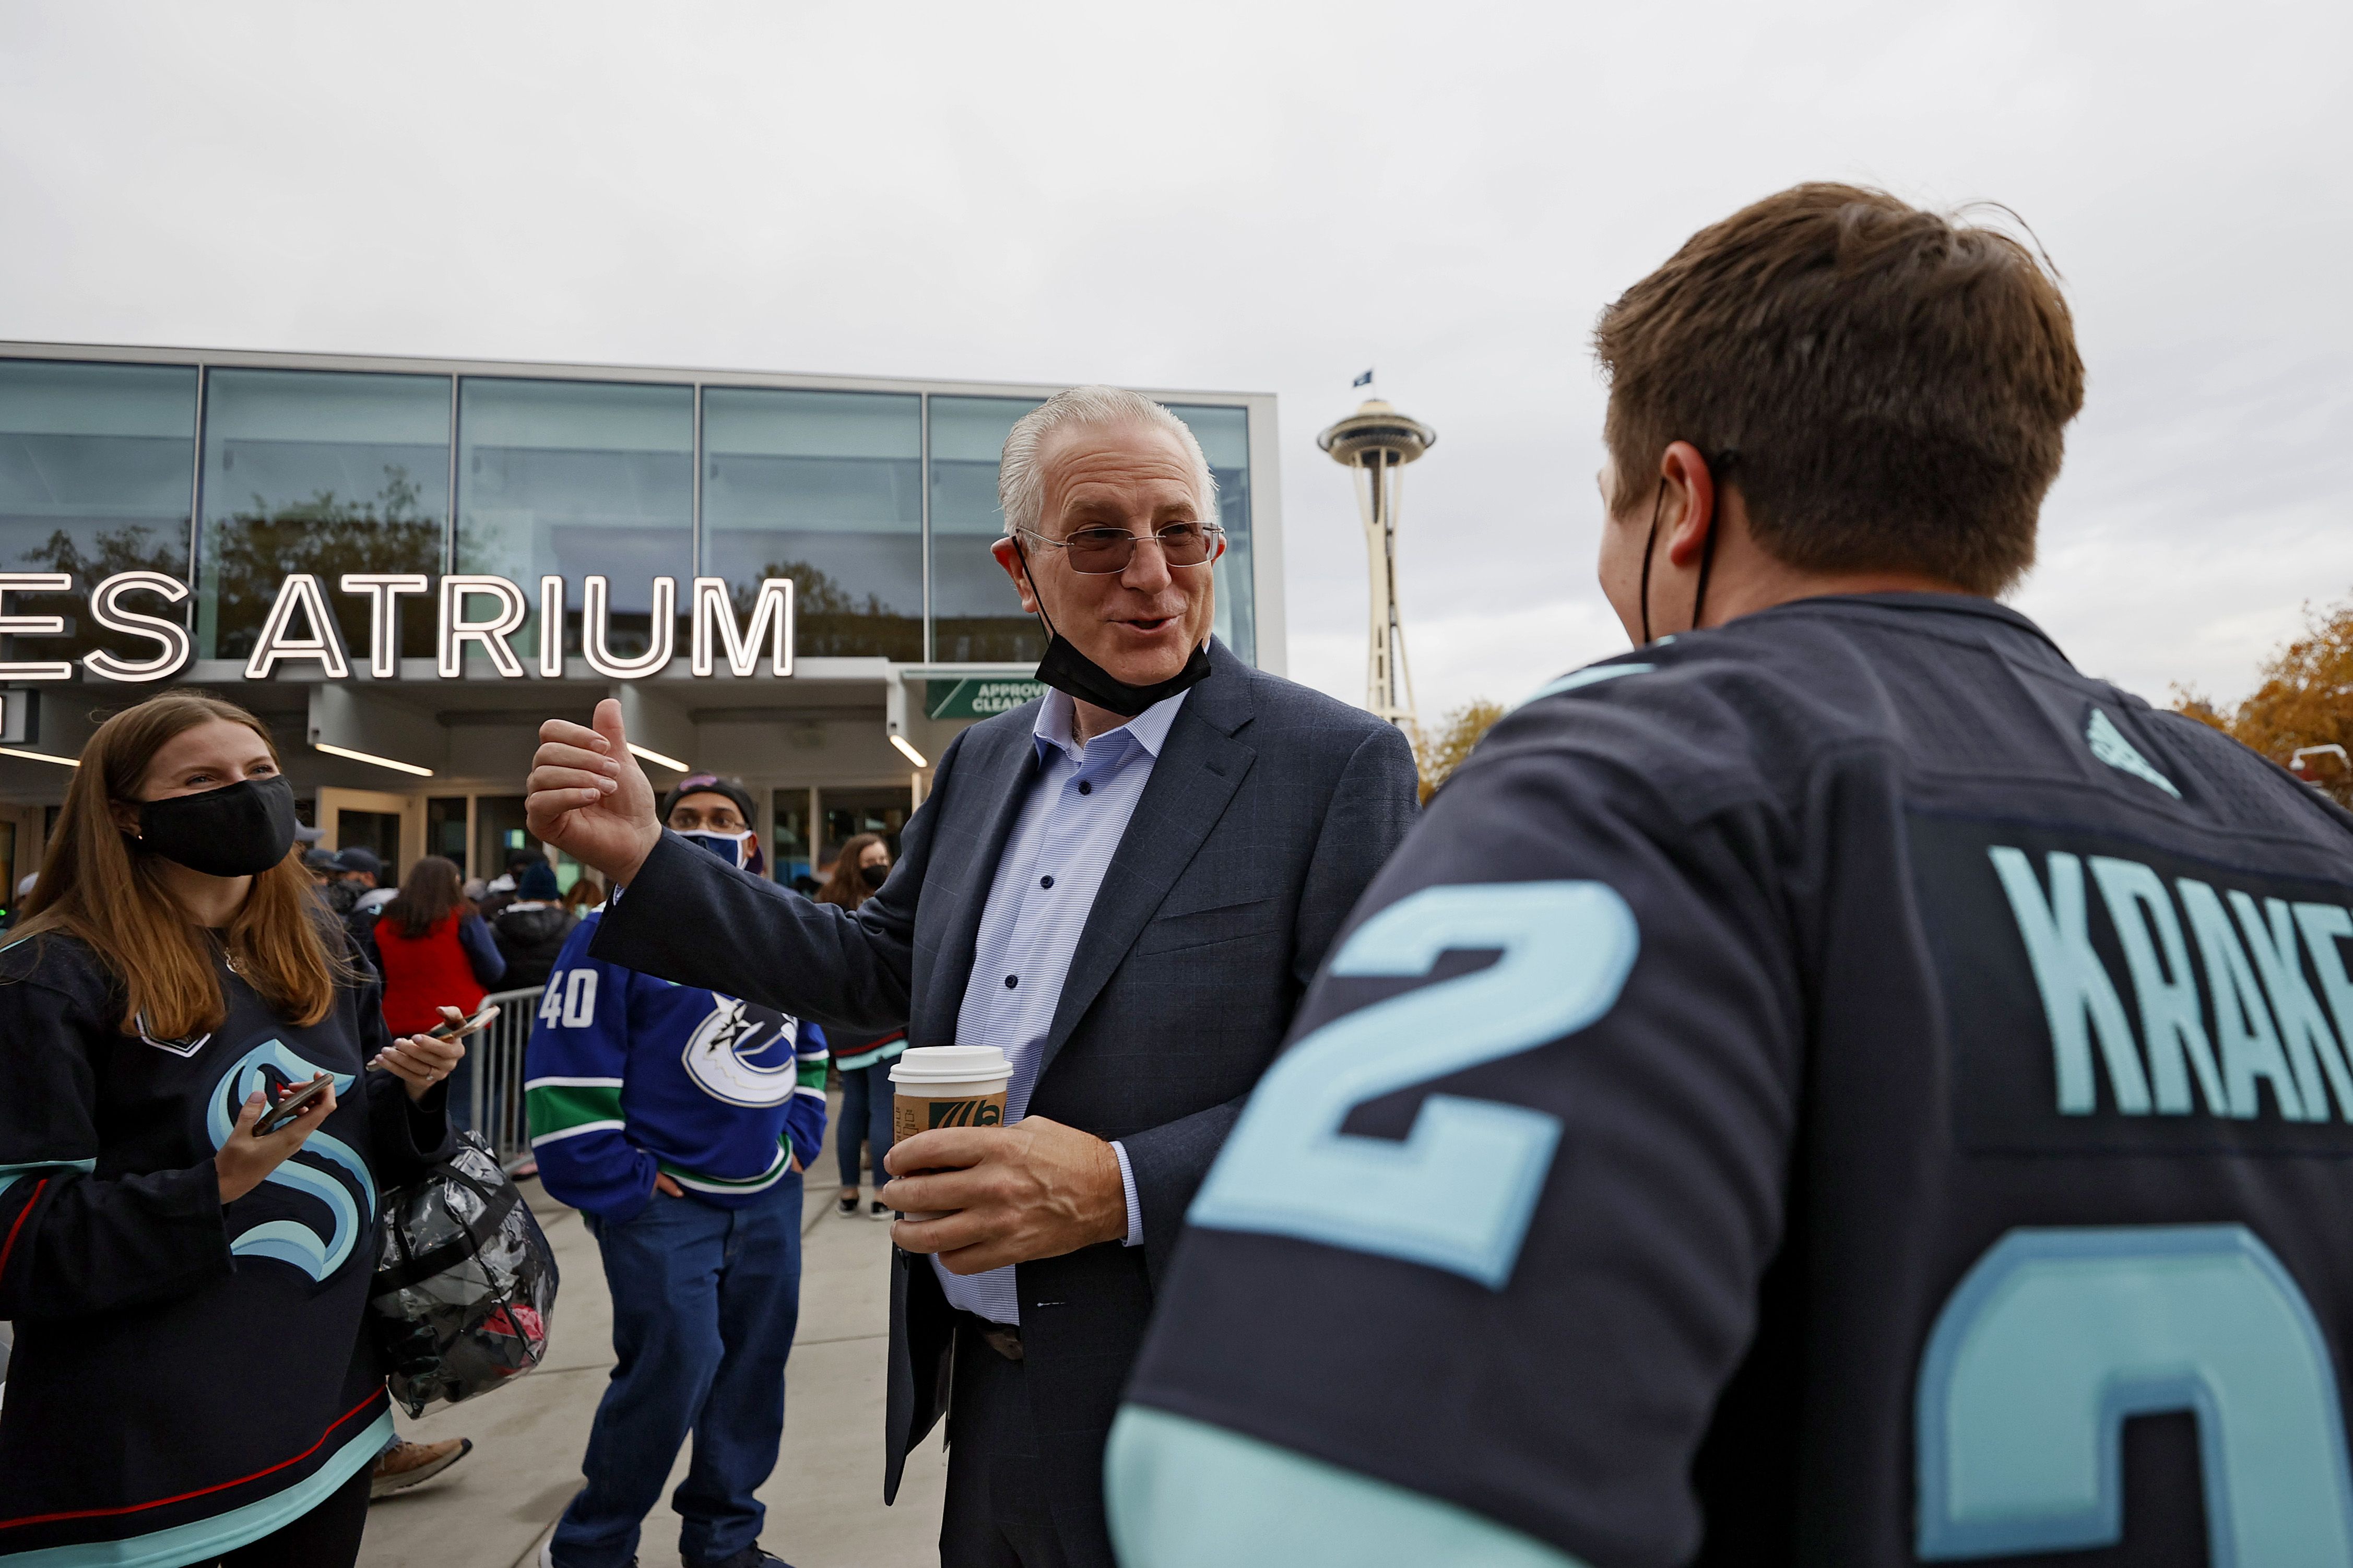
466;985;548;1171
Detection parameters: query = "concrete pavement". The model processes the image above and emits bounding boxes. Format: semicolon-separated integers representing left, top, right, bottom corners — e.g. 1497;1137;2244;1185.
360;1097;948;1568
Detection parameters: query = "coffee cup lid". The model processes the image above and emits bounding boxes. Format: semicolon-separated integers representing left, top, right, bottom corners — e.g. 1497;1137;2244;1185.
890;1044;1013;1084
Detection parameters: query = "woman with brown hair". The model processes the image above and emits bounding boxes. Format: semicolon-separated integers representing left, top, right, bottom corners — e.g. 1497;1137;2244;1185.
370;854;506;1042
0;693;466;1567
562;870;606;917
819;831;905;1220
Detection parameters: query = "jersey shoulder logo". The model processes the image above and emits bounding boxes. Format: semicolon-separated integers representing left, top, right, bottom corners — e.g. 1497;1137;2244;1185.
680;993;802;1108
2086;707;2181;799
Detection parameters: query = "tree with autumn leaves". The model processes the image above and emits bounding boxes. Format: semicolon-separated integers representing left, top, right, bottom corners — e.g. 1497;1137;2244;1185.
2177;594;2353;806
1411;699;1506;804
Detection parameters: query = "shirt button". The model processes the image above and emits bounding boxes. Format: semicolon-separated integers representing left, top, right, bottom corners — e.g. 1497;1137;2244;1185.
1005;974;1019;988
1039;875;1054;889
1077;779;1092;795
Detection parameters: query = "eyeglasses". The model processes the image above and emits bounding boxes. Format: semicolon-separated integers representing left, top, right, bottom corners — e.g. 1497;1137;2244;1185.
1014;522;1226;575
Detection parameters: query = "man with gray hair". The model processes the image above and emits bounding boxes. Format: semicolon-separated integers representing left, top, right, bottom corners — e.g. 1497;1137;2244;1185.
526;385;1419;1568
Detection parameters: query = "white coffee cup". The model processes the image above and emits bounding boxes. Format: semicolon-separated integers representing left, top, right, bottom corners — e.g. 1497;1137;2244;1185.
888;1046;1014;1221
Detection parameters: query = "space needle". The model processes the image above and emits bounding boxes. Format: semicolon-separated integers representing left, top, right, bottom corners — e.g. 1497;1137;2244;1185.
1317;395;1436;731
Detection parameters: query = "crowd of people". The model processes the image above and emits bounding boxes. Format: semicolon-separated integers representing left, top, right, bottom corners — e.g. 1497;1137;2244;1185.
3;179;2348;1568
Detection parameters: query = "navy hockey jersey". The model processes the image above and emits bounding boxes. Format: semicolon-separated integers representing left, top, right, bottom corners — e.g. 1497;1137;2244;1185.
0;929;450;1563
1112;595;2353;1567
525;907;827;1221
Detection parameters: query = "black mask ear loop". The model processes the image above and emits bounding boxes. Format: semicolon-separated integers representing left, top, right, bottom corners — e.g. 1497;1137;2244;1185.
1010;535;1063;643
1690;448;1739;634
1636;477;1667;646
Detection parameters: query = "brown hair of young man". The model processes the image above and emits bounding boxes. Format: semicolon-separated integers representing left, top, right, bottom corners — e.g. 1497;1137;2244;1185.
1594;183;2085;597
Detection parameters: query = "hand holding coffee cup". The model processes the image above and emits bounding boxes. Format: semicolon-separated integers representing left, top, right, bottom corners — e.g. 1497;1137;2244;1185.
888;1046;1013;1221
881;1045;1129;1274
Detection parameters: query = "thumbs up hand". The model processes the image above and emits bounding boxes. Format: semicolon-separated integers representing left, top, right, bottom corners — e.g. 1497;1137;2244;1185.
526;698;663;886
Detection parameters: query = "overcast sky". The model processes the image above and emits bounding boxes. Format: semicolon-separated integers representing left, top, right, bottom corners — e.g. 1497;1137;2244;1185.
3;0;2346;718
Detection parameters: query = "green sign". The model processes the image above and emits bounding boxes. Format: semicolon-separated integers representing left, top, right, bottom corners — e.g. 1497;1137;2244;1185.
927;678;1047;721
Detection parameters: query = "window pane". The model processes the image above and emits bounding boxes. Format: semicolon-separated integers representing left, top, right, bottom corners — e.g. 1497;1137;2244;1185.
0;359;195;665
198;369;450;661
703;388;920;660
473;795;544;880
426;796;469;875
1167;405;1254;667
928;396;1043;663
771;788;812;888
821;786;909;864
457;378;692;659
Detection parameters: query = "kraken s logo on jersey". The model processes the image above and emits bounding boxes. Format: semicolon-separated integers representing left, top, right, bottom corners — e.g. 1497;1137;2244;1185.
1912;812;2353;1155
204;1039;375;1280
680;993;803;1108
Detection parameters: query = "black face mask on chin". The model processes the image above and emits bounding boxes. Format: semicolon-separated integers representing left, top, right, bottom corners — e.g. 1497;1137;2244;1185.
133;774;300;878
1013;539;1213;719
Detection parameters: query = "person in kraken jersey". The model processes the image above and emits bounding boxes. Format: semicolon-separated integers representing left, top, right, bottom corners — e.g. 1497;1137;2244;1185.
524;772;827;1568
0;692;464;1568
1110;184;2353;1568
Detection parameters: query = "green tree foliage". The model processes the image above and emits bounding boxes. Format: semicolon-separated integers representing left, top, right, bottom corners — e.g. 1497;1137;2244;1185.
204;471;441;659
742;558;918;660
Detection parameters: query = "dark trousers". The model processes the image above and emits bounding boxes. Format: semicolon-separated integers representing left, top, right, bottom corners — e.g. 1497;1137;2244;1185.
209;1462;370;1567
554;1177;804;1568
940;1321;1087;1568
836;1062;895;1191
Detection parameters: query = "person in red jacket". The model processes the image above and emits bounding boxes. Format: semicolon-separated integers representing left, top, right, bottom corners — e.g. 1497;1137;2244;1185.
370;857;505;1125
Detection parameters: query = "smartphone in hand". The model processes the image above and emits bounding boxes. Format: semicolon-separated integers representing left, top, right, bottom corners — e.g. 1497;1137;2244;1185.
254;1074;332;1136
428;1003;500;1040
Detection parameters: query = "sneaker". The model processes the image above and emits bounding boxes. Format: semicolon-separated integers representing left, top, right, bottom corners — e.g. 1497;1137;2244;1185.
869;1199;891;1220
835;1193;858;1217
370;1436;472;1499
540;1543;635;1568
699;1548;794;1568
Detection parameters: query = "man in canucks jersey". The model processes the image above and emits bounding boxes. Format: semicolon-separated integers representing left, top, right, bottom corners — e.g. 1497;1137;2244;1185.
525;845;829;1568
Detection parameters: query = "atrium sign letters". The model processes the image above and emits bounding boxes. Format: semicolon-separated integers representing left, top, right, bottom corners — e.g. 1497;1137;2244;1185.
0;572;796;683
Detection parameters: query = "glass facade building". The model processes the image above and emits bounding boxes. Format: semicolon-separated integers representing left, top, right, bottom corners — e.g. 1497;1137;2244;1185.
0;343;1282;894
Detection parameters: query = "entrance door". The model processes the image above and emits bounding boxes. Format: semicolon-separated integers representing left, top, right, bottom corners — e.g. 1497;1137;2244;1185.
318;788;423;884
473;795;546;888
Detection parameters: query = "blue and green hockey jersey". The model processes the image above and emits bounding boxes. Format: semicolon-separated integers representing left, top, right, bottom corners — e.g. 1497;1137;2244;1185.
525;908;827;1221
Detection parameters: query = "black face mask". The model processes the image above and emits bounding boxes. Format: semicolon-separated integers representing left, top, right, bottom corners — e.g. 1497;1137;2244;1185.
858;861;890;891
1013;539;1213;718
134;775;300;878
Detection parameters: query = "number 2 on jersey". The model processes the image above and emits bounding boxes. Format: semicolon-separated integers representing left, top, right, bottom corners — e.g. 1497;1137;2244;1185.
1918;1225;2353;1563
1189;881;1638;1289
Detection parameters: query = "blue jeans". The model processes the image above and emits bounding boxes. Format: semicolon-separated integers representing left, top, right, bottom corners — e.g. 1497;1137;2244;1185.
553;1175;803;1568
835;1063;895;1191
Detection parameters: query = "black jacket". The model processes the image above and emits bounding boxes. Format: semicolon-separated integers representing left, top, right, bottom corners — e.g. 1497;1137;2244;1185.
593;640;1419;1565
493;902;575;994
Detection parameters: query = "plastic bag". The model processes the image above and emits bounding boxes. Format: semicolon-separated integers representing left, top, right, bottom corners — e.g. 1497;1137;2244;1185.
369;1130;560;1418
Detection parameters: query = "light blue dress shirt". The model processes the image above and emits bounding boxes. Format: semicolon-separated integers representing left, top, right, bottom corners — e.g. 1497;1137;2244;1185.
933;685;1187;1325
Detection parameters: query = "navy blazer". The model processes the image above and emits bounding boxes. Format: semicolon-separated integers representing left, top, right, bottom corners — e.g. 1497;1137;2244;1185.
589;639;1418;1557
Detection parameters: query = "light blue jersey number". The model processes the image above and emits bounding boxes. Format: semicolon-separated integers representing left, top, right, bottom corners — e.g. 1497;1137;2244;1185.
1918;1225;2353;1565
1189;881;1638;1289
